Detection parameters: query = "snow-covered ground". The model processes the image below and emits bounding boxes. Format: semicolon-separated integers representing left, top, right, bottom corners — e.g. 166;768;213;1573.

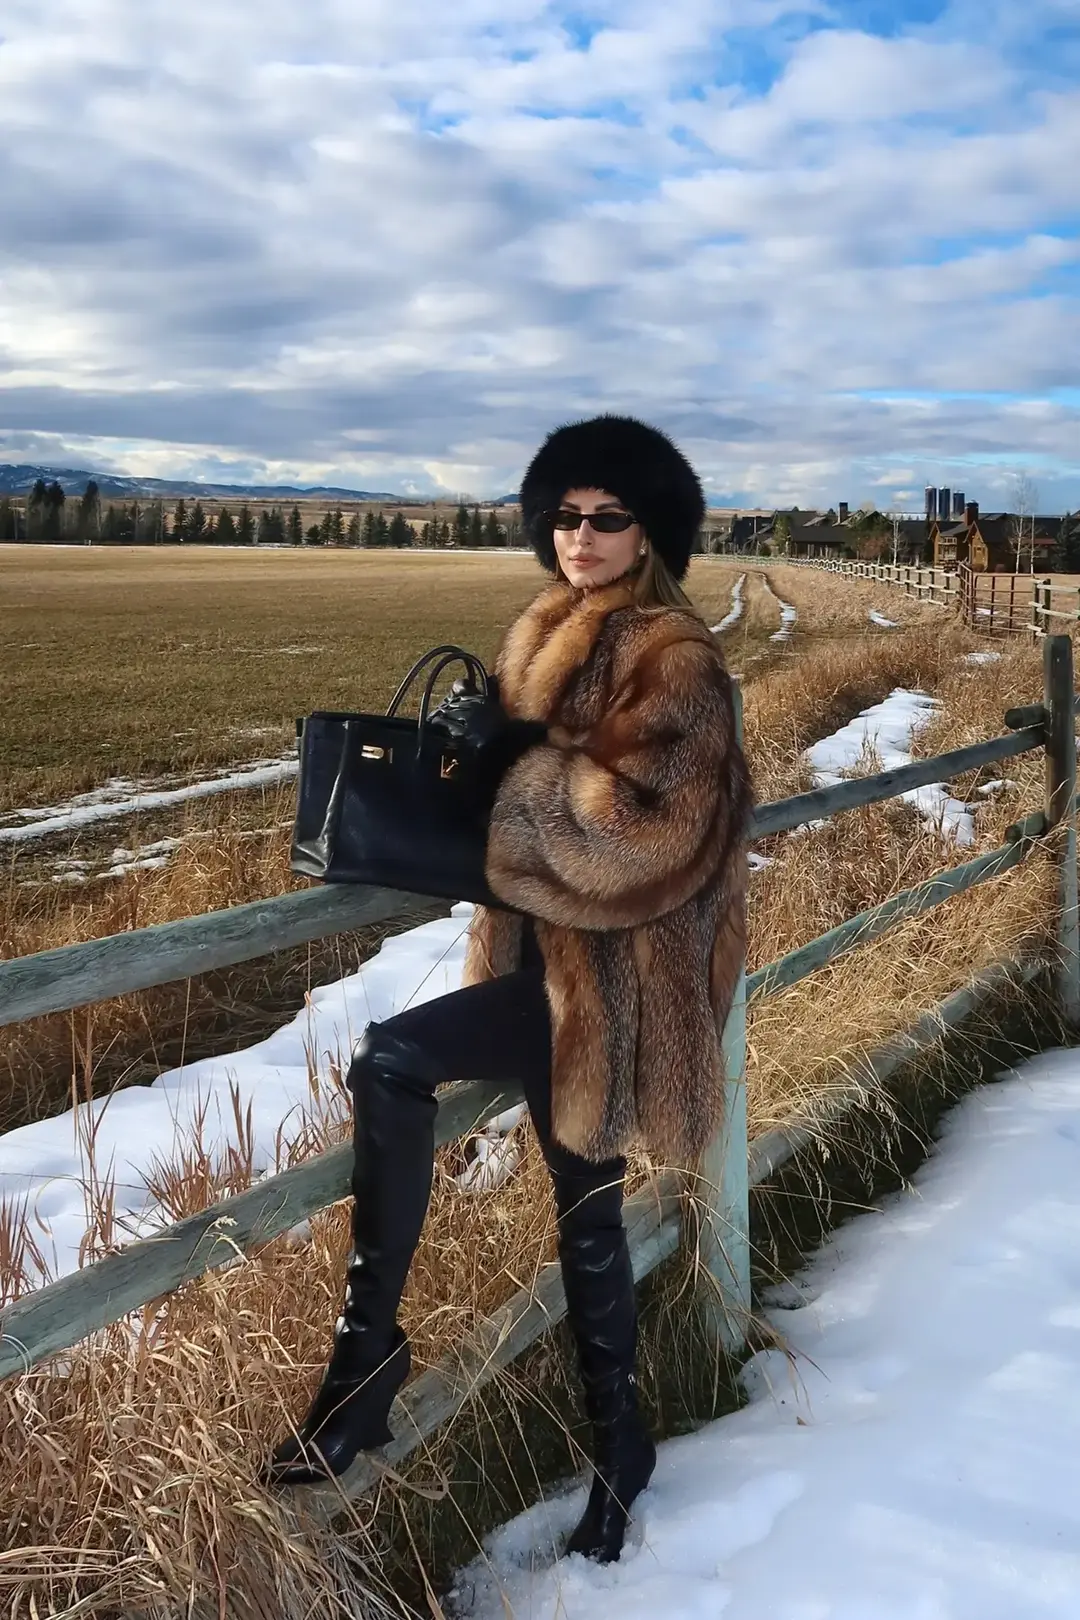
761;575;797;642
711;573;746;635
805;688;975;845
868;609;899;628
0;757;297;846
0;907;475;1288
452;1049;1080;1619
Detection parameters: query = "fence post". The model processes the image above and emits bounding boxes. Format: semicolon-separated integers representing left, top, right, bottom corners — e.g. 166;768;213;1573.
697;678;750;1355
1044;635;1080;1026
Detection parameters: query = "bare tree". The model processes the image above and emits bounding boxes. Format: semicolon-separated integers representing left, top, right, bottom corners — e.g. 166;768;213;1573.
1010;471;1039;574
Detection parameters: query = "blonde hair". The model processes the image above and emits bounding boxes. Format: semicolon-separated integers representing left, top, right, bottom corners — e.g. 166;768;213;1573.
629;542;698;612
555;539;702;617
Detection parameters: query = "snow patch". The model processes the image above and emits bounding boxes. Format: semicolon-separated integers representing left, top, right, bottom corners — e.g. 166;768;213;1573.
761;574;797;642
452;1052;1080;1619
868;610;899;629
710;573;746;635
0;906;476;1290
964;650;1002;666
977;779;1019;797
0;757;298;846
803;689;974;845
455;1104;528;1192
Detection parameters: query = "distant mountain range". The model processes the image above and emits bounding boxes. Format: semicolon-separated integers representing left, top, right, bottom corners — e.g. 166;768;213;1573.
0;462;427;502
0;463;526;505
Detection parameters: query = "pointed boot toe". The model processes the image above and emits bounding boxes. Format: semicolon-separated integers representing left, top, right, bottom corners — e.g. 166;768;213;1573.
564;1424;656;1563
264;1327;409;1488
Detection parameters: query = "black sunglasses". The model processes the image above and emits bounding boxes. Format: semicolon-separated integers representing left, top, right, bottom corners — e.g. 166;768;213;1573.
547;508;637;534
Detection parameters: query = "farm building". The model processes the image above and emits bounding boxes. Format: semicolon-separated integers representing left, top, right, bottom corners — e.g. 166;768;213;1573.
931;501;1067;572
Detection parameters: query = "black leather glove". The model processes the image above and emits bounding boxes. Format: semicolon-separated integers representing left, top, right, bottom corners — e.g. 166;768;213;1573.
428;677;547;805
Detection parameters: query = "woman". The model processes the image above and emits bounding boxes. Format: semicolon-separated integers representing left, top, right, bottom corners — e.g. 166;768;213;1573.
267;414;752;1565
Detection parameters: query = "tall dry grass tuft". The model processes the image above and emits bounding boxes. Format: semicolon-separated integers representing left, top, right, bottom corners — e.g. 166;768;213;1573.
0;614;1062;1616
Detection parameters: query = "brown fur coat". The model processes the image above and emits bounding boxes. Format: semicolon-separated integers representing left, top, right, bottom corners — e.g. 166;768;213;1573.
463;580;752;1166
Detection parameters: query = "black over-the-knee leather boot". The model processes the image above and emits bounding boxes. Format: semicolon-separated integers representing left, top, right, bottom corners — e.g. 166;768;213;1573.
266;1024;444;1486
550;1159;657;1563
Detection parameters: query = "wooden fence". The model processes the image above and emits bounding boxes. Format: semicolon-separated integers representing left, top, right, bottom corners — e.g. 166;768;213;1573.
772;554;1080;640
1;639;1078;1518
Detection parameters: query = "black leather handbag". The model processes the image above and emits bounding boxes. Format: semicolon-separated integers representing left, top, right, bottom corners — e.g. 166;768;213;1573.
290;645;509;906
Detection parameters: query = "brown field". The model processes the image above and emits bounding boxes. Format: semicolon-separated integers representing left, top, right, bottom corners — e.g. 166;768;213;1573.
0;549;1060;1618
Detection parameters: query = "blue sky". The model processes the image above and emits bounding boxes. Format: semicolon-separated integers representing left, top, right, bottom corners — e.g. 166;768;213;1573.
0;0;1077;509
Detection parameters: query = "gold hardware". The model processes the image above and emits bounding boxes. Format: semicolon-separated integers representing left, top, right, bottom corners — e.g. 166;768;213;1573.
440;754;459;780
361;744;390;762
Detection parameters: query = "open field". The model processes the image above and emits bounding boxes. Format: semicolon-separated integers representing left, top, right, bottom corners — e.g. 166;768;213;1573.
0;546;944;813
0;549;1060;1618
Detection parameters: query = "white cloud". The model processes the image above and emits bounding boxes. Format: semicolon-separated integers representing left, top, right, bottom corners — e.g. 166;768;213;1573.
0;0;1076;508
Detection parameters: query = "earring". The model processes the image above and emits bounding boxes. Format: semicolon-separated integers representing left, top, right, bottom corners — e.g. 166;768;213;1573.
639;541;648;556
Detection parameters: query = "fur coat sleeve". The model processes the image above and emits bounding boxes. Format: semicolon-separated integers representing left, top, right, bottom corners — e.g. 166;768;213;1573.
483;583;748;931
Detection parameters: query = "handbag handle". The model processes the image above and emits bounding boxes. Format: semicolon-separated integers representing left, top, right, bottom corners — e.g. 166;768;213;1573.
385;644;492;719
386;644;496;762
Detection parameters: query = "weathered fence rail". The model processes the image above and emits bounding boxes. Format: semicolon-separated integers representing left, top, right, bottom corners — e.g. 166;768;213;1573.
765;552;1080;640
1;639;1077;1515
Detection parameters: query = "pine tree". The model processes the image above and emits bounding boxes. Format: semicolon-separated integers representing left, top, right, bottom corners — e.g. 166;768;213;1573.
484;509;502;547
255;506;284;546
347;512;362;546
305;523;323;545
188;500;207;543
172;499;187;543
470;506;484;547
26;478;48;541
362;510;377;548
36;481;66;542
326;507;345;545
216;508;237;544
288;505;303;546
138;500;165;544
237;504;255;545
454;502;470;547
77;480;101;544
375;512;390;546
0;498;16;540
388;512;412;548
101;504;124;544
419;521;432;547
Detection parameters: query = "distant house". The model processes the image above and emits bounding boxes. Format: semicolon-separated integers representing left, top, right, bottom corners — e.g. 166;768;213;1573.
790;523;848;560
730;512;775;551
931;502;1064;572
778;510;849;560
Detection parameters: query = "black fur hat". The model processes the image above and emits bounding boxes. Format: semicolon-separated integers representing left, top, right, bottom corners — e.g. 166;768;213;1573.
519;414;705;581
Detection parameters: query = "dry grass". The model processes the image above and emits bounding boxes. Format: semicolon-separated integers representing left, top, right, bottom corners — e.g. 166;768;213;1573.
765;562;940;633
0;555;1064;1618
0;547;546;812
